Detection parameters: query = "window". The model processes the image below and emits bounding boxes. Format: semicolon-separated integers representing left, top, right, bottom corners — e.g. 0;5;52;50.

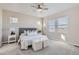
48;16;69;32
10;17;18;23
57;16;69;30
48;19;55;32
9;17;18;30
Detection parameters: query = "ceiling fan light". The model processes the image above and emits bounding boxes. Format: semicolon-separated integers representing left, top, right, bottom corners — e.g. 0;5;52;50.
37;9;42;12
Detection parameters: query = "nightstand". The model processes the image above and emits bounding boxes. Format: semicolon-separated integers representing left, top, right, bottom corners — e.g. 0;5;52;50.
8;35;16;43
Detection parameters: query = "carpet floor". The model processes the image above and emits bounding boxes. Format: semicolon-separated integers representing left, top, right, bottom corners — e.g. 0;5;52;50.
0;40;79;55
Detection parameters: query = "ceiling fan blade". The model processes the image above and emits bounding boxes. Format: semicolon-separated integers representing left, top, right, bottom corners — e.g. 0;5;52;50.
32;5;37;9
44;8;48;10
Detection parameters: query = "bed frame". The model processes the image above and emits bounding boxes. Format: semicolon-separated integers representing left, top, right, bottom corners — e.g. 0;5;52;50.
19;28;37;35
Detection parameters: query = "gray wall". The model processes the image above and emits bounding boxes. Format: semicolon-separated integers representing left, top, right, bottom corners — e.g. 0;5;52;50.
2;10;42;43
43;5;79;45
0;9;2;46
2;5;79;46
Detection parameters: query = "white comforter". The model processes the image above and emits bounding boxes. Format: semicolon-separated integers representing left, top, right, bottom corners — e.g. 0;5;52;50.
19;34;48;46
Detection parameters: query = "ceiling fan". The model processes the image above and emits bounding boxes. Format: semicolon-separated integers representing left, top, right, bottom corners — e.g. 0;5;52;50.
32;3;48;12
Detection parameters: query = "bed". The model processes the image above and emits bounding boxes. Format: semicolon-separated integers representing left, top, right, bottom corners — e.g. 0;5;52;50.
18;28;49;49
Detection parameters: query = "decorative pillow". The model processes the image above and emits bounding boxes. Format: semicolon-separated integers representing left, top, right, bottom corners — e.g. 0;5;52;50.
23;30;27;35
24;30;26;33
21;33;25;36
27;30;38;36
27;30;30;35
33;30;38;35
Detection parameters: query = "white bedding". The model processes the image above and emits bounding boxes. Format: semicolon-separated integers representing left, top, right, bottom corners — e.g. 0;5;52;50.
19;34;48;46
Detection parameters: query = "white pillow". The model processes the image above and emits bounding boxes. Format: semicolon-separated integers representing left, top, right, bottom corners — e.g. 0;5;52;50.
24;30;27;34
20;33;26;38
21;30;27;36
33;30;37;35
27;30;37;36
27;30;30;35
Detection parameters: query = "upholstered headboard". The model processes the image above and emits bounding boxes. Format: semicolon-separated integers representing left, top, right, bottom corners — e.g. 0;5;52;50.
19;28;37;35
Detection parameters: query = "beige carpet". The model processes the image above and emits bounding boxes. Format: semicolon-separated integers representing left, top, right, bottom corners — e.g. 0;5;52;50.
0;40;79;55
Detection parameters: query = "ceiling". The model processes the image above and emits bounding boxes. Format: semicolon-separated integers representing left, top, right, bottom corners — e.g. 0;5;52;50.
0;3;79;17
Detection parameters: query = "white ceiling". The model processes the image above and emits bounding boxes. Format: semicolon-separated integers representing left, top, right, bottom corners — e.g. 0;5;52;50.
0;3;79;17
